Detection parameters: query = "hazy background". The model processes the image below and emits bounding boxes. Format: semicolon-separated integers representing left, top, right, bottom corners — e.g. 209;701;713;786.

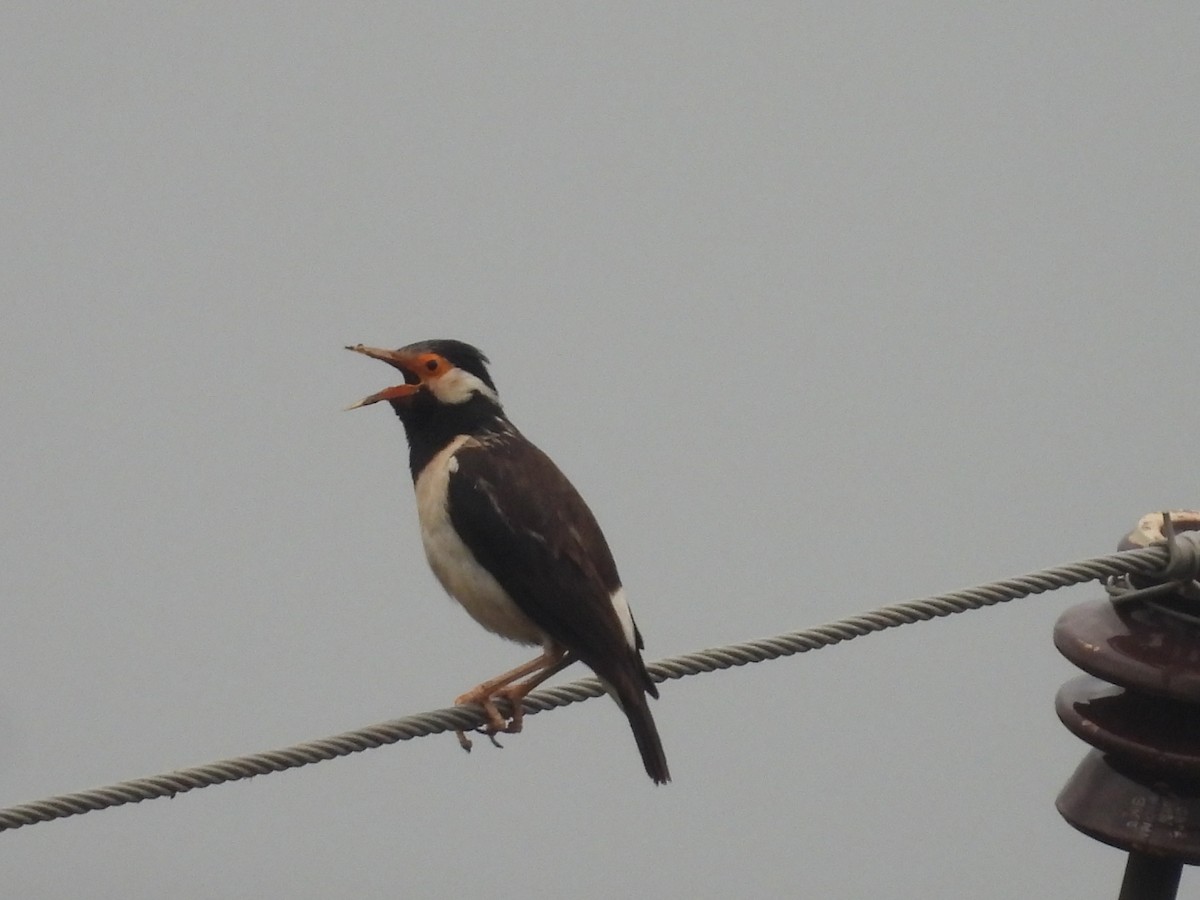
3;4;1197;897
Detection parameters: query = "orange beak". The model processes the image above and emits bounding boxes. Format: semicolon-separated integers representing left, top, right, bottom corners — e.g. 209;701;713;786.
345;344;423;409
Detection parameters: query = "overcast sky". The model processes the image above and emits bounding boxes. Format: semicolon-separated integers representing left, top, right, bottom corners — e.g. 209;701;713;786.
3;4;1198;898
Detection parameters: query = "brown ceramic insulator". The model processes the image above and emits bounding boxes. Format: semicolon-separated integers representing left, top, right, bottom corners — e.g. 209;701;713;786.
1056;675;1200;779
1056;750;1200;864
1053;599;1200;703
1054;511;1200;883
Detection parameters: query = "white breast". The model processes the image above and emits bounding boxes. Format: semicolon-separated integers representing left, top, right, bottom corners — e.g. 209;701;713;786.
413;435;547;647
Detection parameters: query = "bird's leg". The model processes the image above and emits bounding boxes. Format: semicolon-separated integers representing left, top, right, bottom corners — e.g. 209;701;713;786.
454;647;571;750
488;650;574;736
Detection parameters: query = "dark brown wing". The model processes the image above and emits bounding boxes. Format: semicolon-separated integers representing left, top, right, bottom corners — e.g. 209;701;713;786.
446;434;650;686
447;434;669;782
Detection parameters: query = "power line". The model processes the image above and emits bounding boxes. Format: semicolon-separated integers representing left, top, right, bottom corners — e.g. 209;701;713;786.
0;543;1181;834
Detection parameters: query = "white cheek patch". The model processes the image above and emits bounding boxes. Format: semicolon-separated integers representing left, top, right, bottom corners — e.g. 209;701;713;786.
428;369;500;406
610;587;637;650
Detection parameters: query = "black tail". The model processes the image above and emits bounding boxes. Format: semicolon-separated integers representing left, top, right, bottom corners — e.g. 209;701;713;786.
612;670;670;784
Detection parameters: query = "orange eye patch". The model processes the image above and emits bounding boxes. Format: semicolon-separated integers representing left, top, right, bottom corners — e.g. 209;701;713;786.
414;354;450;376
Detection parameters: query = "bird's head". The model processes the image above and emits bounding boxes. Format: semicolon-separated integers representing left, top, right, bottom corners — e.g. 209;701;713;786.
345;339;501;415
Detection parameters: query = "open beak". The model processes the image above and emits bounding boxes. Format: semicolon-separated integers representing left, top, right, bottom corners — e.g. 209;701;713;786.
345;344;422;409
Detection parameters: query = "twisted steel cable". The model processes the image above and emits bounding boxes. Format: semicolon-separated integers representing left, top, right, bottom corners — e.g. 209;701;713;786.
0;544;1183;834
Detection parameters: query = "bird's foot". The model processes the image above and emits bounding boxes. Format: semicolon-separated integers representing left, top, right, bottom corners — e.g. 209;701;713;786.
454;725;507;752
453;689;522;752
489;686;526;735
455;729;474;753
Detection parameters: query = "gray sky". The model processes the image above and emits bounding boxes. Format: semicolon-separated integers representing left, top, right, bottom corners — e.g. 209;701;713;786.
3;4;1198;897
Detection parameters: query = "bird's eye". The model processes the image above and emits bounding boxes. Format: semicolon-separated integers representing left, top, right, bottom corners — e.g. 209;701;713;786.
425;359;439;372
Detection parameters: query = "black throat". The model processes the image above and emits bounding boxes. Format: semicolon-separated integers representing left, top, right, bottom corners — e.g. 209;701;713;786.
390;391;510;481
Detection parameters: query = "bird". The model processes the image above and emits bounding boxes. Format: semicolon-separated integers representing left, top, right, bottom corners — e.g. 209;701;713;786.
346;339;669;784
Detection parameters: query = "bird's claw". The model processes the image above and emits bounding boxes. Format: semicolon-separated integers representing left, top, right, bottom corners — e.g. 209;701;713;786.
453;720;509;752
453;693;524;752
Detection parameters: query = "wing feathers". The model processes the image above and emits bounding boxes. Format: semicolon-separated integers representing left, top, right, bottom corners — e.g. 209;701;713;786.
444;431;667;782
446;437;651;687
